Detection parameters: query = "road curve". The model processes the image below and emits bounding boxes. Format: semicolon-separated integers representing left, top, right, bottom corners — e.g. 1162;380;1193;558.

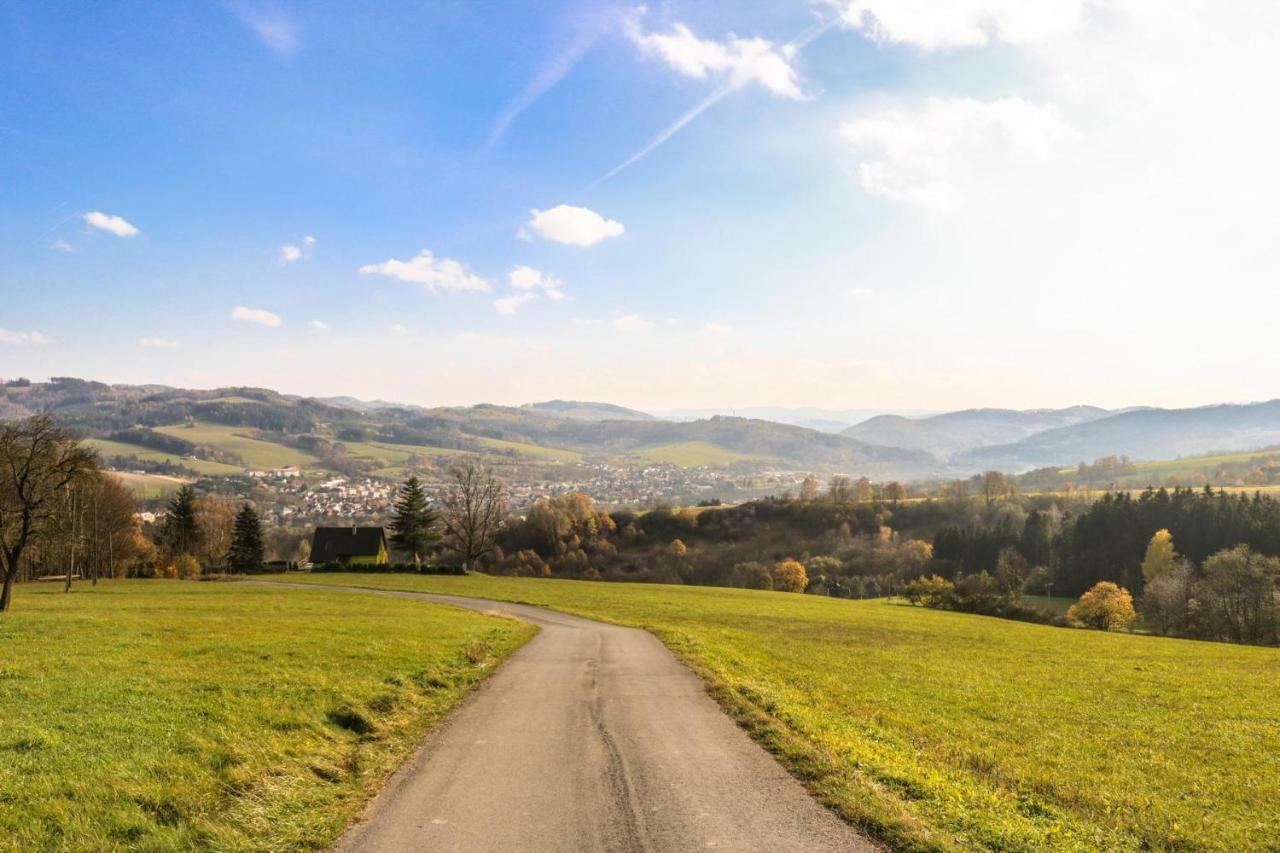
262;582;877;853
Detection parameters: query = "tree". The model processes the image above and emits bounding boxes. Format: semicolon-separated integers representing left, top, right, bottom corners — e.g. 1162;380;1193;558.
799;475;820;502
1194;546;1280;645
0;416;98;613
981;471;1014;506
854;477;874;502
194;497;235;572
1141;563;1191;635
160;485;201;559
1141;529;1179;583
389;476;440;565
772;559;808;593
667;538;687;557
227;504;265;572
827;476;852;503
884;481;907;503
1067;581;1137;631
995;546;1029;599
441;461;506;571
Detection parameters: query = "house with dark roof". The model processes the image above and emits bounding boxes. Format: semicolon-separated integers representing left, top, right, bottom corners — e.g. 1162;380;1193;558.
311;526;389;566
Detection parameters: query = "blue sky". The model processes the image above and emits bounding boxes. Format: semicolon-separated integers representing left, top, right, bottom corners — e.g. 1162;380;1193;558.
3;2;1280;411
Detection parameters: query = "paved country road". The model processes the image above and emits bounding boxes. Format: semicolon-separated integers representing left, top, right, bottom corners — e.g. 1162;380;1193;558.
259;582;878;853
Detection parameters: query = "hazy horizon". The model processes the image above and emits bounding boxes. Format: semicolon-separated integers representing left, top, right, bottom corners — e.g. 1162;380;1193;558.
4;2;1279;411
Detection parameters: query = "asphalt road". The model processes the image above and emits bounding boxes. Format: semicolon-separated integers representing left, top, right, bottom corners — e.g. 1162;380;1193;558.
265;583;877;853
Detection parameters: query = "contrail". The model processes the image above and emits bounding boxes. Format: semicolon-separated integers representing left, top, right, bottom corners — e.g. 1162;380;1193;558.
585;15;840;191
584;85;735;191
486;29;601;151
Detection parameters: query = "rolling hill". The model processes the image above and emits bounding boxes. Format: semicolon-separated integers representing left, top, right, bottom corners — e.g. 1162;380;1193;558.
522;400;655;421
0;378;931;478
958;400;1280;471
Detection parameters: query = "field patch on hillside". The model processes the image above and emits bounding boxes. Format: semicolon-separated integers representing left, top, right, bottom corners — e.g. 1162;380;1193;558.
0;581;533;851
153;423;324;470
630;441;776;467
273;573;1280;852
87;437;246;475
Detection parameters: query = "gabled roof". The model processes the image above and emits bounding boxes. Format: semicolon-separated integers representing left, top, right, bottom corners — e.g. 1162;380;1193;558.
312;526;387;562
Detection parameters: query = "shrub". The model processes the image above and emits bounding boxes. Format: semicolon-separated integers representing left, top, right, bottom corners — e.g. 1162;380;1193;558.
903;575;954;608
174;553;201;579
1067;581;1137;631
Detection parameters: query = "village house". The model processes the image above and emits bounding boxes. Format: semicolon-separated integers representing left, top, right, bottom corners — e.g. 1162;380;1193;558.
310;525;389;566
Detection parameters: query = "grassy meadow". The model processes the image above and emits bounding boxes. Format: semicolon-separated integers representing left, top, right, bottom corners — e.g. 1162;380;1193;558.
0;581;534;851
86;438;245;476
630;440;776;467
270;573;1280;852
153;423;323;471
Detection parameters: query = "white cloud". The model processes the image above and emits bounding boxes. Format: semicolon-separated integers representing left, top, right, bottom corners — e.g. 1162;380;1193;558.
703;322;734;336
359;250;492;292
841;97;1075;210
280;234;316;264
391;323;411;335
138;337;180;349
307;320;329;332
832;0;1096;50
83;211;139;237
229;3;299;55
524;205;624;246
50;239;74;253
0;329;50;346
612;314;653;332
508;265;565;298
231;306;282;327
494;293;537;315
633;22;805;99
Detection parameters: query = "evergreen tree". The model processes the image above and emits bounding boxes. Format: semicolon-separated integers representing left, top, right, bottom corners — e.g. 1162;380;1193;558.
161;484;201;557
227;503;265;572
389;476;440;565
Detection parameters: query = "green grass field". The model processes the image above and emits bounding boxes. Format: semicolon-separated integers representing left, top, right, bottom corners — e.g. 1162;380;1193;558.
472;435;584;462
87;438;245;476
268;573;1280;852
629;441;776;467
105;470;190;500
0;581;534;851
153;423;324;470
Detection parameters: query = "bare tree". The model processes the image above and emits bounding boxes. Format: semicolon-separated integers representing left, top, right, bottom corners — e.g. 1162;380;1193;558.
440;460;506;571
0;416;98;613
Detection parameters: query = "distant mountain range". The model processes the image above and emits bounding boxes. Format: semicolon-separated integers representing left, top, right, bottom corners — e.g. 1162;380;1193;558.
843;406;1115;459
7;377;1280;480
955;401;1280;471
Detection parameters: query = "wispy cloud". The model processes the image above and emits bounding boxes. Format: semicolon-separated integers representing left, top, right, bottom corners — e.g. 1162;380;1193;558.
49;239;74;253
231;306;283;327
83;211;139;237
359;249;492;292
308;319;329;332
228;1;299;56
494;292;537;314
0;329;50;346
612;314;653;332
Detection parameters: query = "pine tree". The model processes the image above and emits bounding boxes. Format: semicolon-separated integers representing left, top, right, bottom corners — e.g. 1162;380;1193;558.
389;476;440;565
227;503;265;572
161;484;201;558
